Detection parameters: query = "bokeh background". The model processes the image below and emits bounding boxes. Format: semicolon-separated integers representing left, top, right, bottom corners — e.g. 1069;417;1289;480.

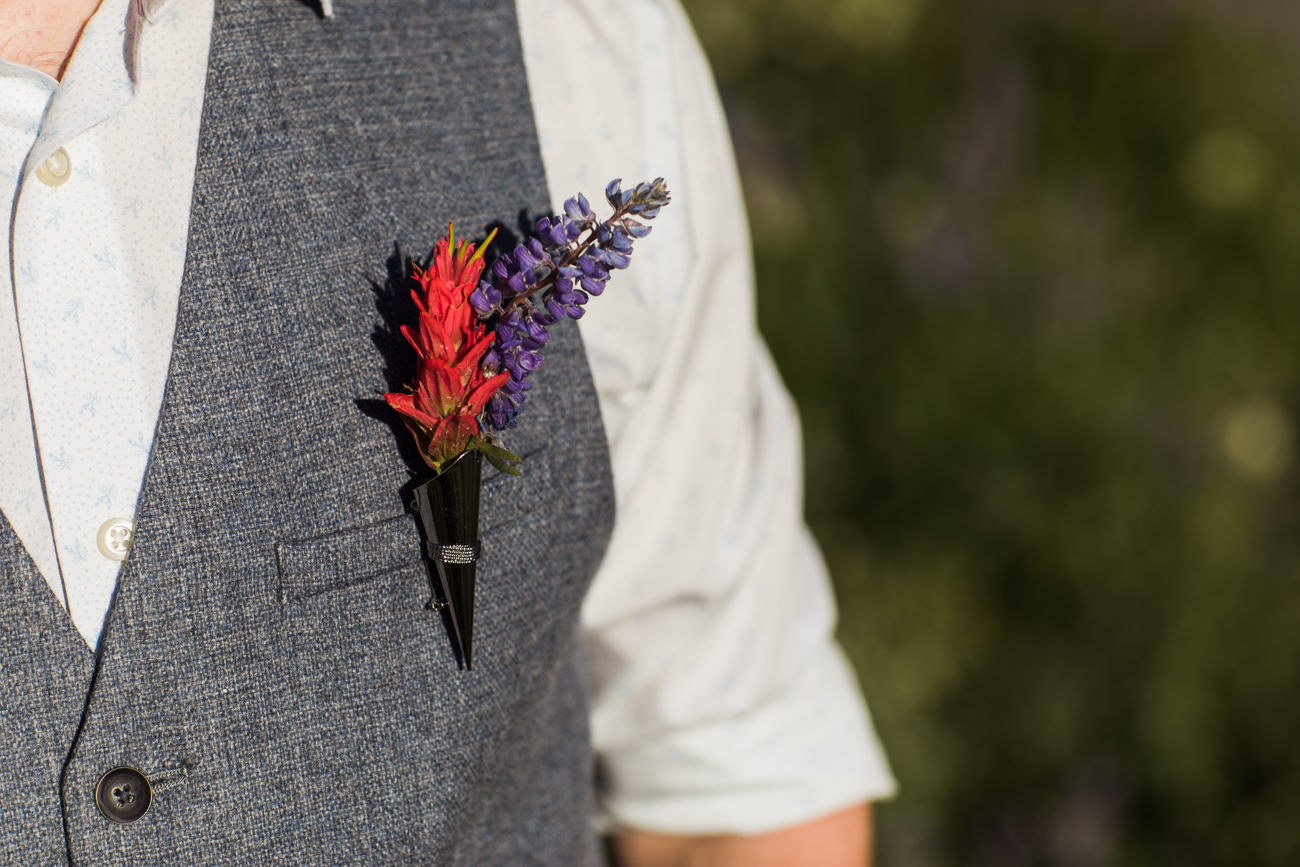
678;0;1300;863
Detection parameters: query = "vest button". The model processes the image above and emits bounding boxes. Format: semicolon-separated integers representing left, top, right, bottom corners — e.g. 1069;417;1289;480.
95;767;152;824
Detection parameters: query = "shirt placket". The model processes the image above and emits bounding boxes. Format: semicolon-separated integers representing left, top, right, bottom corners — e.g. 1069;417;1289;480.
0;67;63;606
10;0;143;644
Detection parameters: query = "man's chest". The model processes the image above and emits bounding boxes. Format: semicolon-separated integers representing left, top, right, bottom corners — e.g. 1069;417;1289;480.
0;1;614;861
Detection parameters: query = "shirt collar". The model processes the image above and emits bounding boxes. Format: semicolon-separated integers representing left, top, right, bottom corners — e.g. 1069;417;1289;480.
135;0;333;26
124;0;191;84
26;0;136;174
136;0;184;22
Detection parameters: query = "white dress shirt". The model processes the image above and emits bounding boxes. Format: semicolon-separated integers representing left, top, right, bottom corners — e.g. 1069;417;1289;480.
0;0;895;835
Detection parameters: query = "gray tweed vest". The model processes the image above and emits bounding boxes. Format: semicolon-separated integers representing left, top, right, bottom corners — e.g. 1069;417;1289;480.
0;1;615;863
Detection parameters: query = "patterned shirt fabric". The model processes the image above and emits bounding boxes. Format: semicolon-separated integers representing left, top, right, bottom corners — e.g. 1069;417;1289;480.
0;0;895;835
0;0;212;643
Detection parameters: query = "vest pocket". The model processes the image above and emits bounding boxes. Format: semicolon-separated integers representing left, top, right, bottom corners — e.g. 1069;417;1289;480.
270;439;572;690
274;512;424;606
272;441;554;608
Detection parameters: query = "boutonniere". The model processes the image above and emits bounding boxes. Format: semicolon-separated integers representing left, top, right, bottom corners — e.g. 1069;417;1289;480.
386;178;670;667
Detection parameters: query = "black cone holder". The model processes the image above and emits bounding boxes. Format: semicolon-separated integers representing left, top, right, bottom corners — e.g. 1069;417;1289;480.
411;449;482;669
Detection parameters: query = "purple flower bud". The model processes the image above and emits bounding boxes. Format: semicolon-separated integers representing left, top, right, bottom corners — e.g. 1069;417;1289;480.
554;283;585;307
544;221;568;247
608;229;634;253
566;193;595;223
485;401;509;430
497;311;524;350
469;285;493;315
595;248;631;269
578;256;608;279
622;219;653;238
581;275;607;296
514;243;539;270
522;316;549;345
518;350;544;373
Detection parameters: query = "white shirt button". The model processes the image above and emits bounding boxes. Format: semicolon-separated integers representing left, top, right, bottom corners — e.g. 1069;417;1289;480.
96;518;134;562
36;148;72;187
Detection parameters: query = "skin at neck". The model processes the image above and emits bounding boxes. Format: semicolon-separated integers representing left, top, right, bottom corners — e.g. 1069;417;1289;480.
0;0;105;80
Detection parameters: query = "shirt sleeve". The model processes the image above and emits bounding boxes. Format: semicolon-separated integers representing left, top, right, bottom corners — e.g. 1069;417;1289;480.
518;0;897;835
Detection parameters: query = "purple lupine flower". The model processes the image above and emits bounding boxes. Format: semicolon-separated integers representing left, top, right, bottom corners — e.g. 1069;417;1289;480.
520;315;549;349
469;281;501;315
564;193;593;223
474;178;671;430
514;243;541;271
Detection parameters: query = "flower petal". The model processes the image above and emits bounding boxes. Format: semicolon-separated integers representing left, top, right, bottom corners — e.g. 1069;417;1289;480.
466;371;510;417
455;331;497;383
384;391;440;429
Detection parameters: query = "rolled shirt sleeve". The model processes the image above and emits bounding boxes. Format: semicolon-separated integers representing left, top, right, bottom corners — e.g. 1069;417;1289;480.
518;0;897;834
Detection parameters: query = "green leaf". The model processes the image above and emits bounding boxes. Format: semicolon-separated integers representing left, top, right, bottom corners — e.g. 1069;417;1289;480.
478;440;523;475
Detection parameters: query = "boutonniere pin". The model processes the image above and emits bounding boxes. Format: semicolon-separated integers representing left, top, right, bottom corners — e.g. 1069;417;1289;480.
386;178;670;667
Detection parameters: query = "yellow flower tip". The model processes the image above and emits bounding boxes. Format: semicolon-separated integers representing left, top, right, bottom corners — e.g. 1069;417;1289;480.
470;227;498;264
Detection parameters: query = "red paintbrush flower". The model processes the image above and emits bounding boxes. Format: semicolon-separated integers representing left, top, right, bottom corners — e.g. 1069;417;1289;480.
385;225;509;471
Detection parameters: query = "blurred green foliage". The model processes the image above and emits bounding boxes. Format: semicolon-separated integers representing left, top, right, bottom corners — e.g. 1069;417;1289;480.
680;0;1300;863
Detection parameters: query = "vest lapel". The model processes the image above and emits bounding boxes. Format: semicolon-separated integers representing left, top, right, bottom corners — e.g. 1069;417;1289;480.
0;455;93;860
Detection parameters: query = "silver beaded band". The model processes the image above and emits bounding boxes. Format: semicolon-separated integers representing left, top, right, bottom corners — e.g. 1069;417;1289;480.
429;541;481;565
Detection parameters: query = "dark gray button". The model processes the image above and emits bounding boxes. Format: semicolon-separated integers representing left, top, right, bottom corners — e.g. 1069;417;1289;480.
95;767;152;824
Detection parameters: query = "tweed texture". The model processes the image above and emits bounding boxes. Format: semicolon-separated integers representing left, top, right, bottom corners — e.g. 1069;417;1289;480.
0;513;95;861
0;0;615;862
